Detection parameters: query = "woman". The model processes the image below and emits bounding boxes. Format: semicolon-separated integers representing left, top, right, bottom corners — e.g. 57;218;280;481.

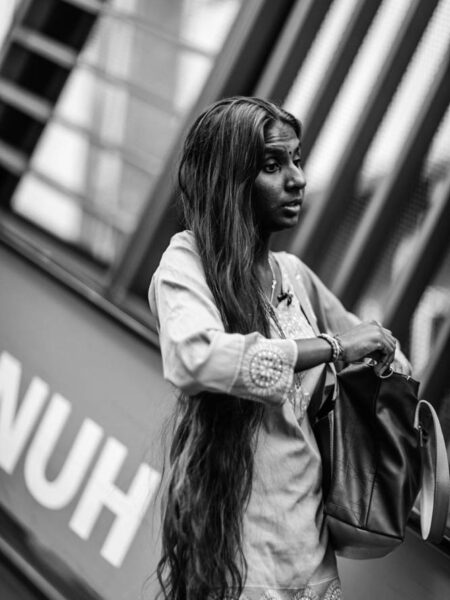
149;97;407;600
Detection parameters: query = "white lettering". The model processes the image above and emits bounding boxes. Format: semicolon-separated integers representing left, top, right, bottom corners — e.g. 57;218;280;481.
0;352;48;473
69;437;160;567
24;393;104;509
0;350;161;566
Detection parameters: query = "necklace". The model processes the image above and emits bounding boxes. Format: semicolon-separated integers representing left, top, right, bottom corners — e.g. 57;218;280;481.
268;253;277;305
260;254;288;339
263;297;286;339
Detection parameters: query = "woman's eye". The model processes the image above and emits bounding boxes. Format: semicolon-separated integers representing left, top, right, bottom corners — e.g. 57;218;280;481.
293;158;302;168
264;162;279;173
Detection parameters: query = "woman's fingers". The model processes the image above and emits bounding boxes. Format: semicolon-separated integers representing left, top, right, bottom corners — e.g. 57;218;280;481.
374;362;392;377
373;322;396;352
337;321;397;366
375;325;396;374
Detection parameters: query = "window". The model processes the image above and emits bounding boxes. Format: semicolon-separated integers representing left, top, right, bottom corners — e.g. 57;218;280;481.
0;0;244;267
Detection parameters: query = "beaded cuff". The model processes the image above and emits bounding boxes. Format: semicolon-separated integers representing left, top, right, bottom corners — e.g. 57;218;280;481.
240;341;294;400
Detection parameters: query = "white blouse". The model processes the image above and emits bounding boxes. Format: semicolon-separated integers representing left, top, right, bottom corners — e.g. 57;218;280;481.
149;231;352;599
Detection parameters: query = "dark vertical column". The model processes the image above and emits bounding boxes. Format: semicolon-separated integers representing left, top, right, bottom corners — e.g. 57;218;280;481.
254;0;332;103
300;0;383;162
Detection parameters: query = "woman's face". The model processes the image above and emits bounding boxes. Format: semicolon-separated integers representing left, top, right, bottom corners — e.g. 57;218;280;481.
253;120;306;234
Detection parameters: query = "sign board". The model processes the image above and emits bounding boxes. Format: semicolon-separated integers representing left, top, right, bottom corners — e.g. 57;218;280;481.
0;245;174;599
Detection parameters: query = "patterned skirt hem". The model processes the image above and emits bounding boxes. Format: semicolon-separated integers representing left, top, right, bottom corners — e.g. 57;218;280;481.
210;577;342;600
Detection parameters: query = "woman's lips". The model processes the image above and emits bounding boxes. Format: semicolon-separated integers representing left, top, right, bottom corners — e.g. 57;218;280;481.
283;199;302;209
282;202;302;215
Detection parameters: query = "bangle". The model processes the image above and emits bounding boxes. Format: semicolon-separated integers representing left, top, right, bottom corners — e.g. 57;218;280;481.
318;333;338;361
334;334;345;362
318;333;344;362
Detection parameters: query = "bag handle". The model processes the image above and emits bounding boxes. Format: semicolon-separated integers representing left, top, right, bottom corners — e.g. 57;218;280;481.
414;399;450;542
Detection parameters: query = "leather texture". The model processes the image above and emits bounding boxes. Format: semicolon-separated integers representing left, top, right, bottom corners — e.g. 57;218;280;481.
312;363;449;559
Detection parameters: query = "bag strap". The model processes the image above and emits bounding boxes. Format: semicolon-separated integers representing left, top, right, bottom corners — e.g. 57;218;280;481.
414;399;450;542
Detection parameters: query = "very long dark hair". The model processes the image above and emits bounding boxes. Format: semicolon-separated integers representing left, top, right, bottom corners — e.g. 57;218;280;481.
157;97;301;600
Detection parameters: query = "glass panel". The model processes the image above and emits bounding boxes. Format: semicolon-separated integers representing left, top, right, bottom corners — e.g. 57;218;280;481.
30;121;90;195
2;42;69;101
110;0;241;54
174;0;243;53
54;67;98;130
0;165;19;199
13;173;83;242
22;0;97;50
0;101;44;153
171;48;212;113
111;0;138;15
125;94;177;162
6;0;244;266
82;14;137;82
82;14;213;110
86;148;123;209
131;22;212;109
0;1;17;47
120;162;155;219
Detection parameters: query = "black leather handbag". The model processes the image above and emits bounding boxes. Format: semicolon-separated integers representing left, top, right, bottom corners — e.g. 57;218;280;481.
311;363;450;559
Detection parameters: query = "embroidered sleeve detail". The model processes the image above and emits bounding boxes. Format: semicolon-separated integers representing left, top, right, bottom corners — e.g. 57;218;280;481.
236;339;296;403
235;578;342;599
246;344;287;390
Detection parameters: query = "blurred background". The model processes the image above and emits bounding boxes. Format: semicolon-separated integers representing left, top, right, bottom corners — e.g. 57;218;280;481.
0;1;449;599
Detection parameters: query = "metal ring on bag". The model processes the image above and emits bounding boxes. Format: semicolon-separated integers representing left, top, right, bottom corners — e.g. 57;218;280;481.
377;367;394;379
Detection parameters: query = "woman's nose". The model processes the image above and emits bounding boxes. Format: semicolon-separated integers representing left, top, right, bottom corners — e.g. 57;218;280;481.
286;164;306;190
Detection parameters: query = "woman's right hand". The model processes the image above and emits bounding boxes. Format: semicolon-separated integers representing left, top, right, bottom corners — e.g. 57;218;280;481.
336;320;397;375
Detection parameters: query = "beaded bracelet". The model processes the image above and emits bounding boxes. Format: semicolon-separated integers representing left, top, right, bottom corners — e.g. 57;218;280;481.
318;333;344;362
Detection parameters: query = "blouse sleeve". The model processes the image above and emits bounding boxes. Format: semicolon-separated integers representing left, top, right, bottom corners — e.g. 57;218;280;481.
298;260;361;334
148;234;298;405
294;256;411;373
